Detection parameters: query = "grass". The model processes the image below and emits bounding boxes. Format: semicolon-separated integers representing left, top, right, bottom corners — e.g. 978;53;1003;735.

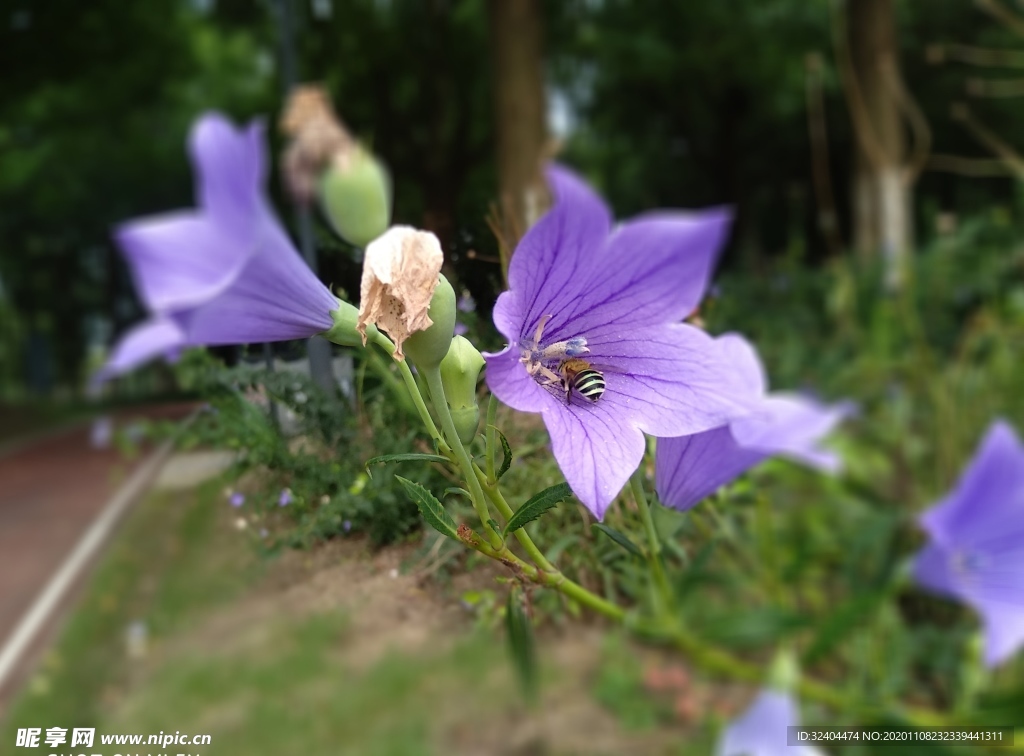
2;470;686;755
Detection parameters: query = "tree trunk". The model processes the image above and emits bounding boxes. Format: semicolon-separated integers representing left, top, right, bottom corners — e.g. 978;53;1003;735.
489;0;547;265
846;0;911;287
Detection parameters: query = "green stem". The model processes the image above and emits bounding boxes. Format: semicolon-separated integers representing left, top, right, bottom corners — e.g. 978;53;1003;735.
630;468;673;613
666;626;958;730
473;463;557;572
456;525;625;622
423;367;502;549
365;348;416;417
369;332;451;457
485;393;498;483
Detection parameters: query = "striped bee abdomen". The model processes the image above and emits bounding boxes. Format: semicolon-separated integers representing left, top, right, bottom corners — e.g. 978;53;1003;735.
572;369;606;402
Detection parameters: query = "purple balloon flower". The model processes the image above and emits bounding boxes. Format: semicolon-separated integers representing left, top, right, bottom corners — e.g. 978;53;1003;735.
278;488;293;507
657;334;851;512
717;690;824;756
229;492;245;508
99;113;340;380
484;165;753;518
913;420;1024;668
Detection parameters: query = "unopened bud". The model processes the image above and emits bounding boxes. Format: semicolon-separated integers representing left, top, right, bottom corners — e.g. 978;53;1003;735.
280;84;392;246
404;273;456;370
319;147;392;248
440;335;484;443
767;648;799;693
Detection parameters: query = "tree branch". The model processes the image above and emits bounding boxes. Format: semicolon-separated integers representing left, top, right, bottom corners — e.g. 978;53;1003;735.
881;57;932;184
927;153;1018;176
831;0;891;170
975;0;1024;39
951;102;1024;178
927;42;1024;67
966;76;1024;97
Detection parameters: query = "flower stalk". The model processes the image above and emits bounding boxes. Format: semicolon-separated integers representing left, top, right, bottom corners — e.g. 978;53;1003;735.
422;365;502;549
630;469;673;618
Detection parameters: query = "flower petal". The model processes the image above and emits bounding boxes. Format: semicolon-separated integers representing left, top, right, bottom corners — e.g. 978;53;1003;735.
115;212;253;314
492;291;523;344
714;332;766;396
978;600;1024;668
507;165;612;341
544;208;731;344
189;113;267;232
919;421;1024;551
912;543;961;601
730;394;853;473
173;222;338;344
483;344;552;413
93;317;186;385
586;323;757;438
543;398;646;520
717;690;824;756
656;427;764;512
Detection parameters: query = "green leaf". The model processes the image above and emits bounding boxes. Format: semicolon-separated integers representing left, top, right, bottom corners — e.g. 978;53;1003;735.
487;518;504;536
503;483;573;535
802;591;887;665
505;587;537;702
364;453;449;478
544;533;578;564
489;425;513;480
700;607;808;649
676;537;720;597
592;523;644;558
395;476;458;540
444;487;472;500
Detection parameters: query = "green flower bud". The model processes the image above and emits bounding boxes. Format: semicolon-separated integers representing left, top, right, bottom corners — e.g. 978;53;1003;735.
767;647;799;693
318;147;392;248
324;299;377;347
440;335;485;444
404;273;456;370
450;406;481;445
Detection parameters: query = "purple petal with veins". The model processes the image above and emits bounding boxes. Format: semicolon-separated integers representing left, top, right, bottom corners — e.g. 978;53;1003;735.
485;164;752;517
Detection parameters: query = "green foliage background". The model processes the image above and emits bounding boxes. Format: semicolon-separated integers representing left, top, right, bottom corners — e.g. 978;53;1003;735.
5;0;1024;391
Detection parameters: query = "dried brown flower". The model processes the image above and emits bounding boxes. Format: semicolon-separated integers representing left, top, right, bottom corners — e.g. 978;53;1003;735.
356;226;443;359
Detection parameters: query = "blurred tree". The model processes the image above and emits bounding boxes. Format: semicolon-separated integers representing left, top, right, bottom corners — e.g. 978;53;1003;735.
0;0;274;390
488;0;548;271
548;0;1024;272
549;0;833;268
839;0;930;289
294;0;500;309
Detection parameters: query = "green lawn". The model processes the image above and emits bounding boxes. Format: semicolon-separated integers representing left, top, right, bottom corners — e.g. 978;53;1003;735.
3;475;696;756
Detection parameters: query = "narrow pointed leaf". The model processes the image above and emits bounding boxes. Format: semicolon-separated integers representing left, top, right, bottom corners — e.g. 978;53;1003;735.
592;523;644;558
503;483;573;535
364;453;449;478
489;425;513;480
444;487;472;500
396;476;458;540
505;587;537;702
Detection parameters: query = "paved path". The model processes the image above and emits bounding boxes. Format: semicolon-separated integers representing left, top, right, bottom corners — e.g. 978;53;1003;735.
0;402;195;704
